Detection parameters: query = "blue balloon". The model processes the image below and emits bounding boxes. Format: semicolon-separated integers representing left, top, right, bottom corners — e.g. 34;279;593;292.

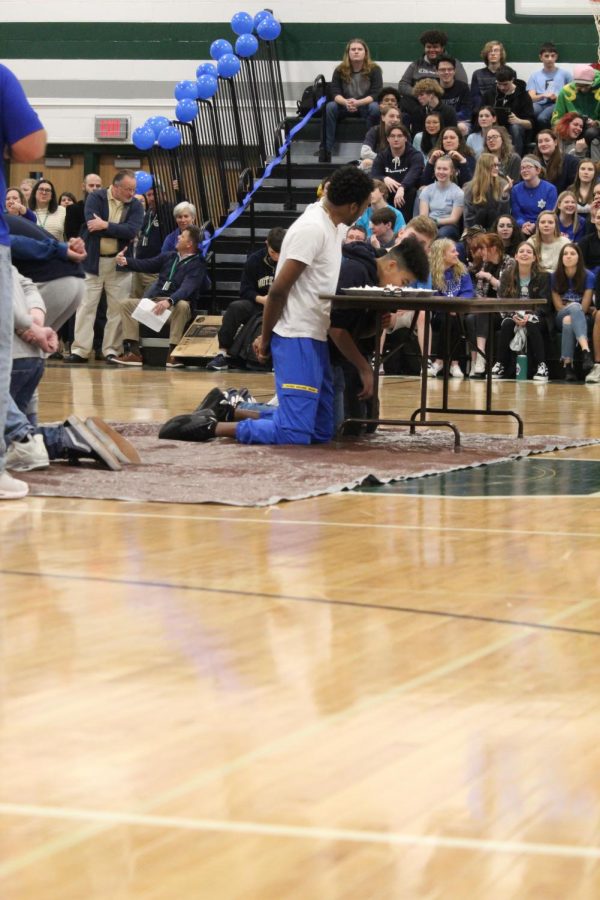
196;62;217;79
217;53;241;79
146;116;170;139
132;125;156;151
230;11;254;35
176;98;198;123
135;170;153;194
257;16;281;41
174;79;197;101
210;39;233;60
253;10;271;29
196;74;219;100
235;33;258;58
157;126;182;150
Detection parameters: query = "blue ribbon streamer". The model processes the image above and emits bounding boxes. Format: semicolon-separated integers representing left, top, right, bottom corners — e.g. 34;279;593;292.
200;94;326;256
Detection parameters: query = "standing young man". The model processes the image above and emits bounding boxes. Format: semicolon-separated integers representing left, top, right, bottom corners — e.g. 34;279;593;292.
160;167;407;445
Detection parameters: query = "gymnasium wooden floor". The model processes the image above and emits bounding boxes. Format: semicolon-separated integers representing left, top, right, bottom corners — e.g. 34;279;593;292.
2;364;600;899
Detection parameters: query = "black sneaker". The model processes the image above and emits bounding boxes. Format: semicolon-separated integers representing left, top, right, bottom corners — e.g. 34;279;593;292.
582;349;594;375
159;412;218;442
62;415;122;469
564;364;577;383
195;387;228;414
206;353;229;371
63;353;88;364
318;148;331;163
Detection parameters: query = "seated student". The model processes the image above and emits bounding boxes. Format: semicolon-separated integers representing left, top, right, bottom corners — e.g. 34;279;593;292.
428;237;474;378
585;270;600;383
319;38;382;163
462;153;510;229
436;56;472;135
491;214;523;258
481;66;534;157
483;125;521;184
551;65;600;150
112;224;209;368
377;86;400;115
405;78;457;138
511;156;558;236
160;171;429;446
371;124;424;215
533;130;579;194
354;179;406;236
421;126;476;187
345;224;367;243
419;155;464;239
161;201;197;252
555;190;585;244
527;42;572;128
207;227;285;371
551;242;595;380
578;205;600;273
554;113;598;161
568;158;598;218
526;210;570;272
470;40;507;113
492;242;551;382
360;106;402;170
369;207;398;250
466;106;498;158
412;110;444;160
398;30;468;99
464;232;512;375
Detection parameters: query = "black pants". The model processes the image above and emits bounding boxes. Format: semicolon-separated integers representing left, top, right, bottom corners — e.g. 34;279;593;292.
497;318;546;374
464;312;501;346
219;299;262;350
434;313;464;361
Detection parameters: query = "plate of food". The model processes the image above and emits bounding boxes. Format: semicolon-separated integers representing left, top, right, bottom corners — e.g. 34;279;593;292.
340;286;435;297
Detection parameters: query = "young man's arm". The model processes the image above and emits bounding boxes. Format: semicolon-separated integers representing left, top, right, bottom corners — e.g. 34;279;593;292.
254;258;306;362
328;327;374;399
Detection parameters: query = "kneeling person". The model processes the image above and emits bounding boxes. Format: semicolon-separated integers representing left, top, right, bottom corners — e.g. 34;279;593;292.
113;225;208;367
160;168;429;445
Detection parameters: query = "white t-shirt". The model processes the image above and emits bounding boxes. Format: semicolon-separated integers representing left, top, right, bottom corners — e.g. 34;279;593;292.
273;201;343;341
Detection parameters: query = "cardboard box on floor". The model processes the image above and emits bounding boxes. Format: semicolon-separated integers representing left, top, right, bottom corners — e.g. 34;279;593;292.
171;315;223;364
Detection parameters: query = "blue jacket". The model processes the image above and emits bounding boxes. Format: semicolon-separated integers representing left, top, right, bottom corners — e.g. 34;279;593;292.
82;188;144;275
122;250;210;309
7;214;85;282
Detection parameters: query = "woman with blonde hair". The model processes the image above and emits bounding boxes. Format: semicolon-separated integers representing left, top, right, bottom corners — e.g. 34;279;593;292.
428;238;474;378
526;210;570;271
555;190;584;243
462;152;510;228
320;38;382;162
484;126;521;183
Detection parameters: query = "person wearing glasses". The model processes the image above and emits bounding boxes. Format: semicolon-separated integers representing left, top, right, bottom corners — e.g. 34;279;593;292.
28;179;65;240
436;56;472;135
510;156;558;236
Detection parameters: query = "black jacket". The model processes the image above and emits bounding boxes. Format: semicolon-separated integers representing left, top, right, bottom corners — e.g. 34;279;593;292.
481;79;534;126
82;188;144;275
371;144;424;190
239;247;277;302
123;251;210;309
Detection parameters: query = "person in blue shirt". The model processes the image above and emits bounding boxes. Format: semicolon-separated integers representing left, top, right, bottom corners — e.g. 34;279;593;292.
428;237;474;378
510;156;558;236
0;64;46;500
527;42;572;128
551;242;594;380
354;179;406;235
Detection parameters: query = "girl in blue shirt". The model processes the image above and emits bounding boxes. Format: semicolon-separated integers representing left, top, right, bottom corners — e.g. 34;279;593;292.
551;242;594;380
428;238;474;377
555;190;585;243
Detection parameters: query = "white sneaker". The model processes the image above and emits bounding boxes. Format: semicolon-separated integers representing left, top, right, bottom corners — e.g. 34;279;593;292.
5;434;49;471
449;363;464;379
0;470;29;500
428;360;443;378
585;363;600;384
533;362;549;383
470;355;486;377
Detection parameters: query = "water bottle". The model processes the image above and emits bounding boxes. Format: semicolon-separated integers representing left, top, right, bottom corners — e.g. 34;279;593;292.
516;353;528;381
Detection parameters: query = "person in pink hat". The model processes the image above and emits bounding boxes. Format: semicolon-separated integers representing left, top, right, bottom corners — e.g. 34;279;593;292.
552;64;600;151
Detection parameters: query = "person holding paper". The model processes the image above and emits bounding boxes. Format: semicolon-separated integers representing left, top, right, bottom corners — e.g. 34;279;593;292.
111;225;209;367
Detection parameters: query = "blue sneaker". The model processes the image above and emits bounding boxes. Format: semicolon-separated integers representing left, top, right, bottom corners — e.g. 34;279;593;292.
206;353;229;371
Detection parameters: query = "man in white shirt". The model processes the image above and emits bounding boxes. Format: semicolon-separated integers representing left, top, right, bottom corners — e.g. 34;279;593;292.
160;166;425;445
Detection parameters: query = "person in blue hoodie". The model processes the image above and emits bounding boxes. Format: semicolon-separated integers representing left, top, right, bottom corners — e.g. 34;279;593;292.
510;156;558;236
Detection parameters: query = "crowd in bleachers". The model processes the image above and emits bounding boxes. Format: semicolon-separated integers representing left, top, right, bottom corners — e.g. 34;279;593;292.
322;33;600;384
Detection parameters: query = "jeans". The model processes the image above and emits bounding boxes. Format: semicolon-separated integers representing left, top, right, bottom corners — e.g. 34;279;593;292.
0;244;12;472
555;303;588;361
10;357;45;424
4;394;66;461
532;101;554;126
322;101;380;151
